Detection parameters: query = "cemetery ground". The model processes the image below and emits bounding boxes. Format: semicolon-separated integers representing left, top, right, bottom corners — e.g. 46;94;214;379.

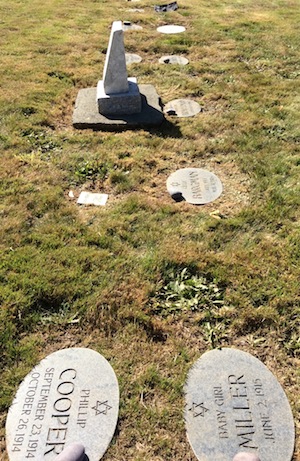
0;0;299;459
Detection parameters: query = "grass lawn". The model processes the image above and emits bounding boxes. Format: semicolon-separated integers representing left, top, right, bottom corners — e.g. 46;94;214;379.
0;0;299;460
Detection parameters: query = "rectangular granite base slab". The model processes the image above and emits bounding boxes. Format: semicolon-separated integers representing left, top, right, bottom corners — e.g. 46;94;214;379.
73;84;164;130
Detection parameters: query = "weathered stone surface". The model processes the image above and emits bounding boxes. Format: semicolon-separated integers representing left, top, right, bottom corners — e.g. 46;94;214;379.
156;25;186;34
159;55;189;65
184;348;295;461
125;53;142;64
73;85;164;130
167;168;222;204
164;98;201;117
102;21;128;95
6;348;119;461
97;77;141;115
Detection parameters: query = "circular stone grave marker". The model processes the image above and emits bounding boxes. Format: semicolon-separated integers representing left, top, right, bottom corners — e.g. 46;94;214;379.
159;55;189;65
164;98;201;117
167;168;222;204
123;22;143;31
157;25;186;34
6;348;119;461
125;53;142;64
184;348;295;461
127;8;144;12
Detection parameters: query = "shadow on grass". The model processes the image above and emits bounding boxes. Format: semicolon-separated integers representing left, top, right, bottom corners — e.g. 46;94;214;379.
149;118;183;139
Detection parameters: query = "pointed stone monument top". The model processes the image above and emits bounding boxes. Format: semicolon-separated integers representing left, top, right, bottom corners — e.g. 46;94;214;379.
97;20;141;115
103;21;129;95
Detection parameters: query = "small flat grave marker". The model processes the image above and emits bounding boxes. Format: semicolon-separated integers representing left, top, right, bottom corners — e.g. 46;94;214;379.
157;24;186;34
123;21;143;31
185;348;295;461
77;192;108;206
164;98;201;117
167;168;222;204
127;8;145;12
125;53;142;64
6;348;119;461
159;55;189;65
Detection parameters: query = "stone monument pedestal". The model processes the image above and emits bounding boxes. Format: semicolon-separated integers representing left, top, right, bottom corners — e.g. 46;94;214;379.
73;84;163;130
72;20;163;130
97;77;141;115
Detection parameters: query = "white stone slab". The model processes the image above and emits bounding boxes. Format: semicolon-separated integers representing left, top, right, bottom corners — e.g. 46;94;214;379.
77;192;108;206
6;348;119;461
167;168;222;204
159;55;189;65
184;348;295;461
157;25;186;34
164;99;201;117
125;53;142;64
103;21;128;95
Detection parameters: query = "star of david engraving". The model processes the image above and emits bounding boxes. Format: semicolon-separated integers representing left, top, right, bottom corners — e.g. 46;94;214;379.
92;400;112;416
188;402;209;418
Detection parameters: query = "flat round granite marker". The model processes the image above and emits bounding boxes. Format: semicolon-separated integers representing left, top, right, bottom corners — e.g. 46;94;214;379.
167;168;222;204
125;53;142;64
123;22;143;31
6;348;119;461
164;98;201;117
157;25;186;34
159;55;189;65
184;348;295;461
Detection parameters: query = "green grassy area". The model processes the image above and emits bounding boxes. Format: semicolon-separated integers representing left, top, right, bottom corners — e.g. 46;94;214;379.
0;0;299;459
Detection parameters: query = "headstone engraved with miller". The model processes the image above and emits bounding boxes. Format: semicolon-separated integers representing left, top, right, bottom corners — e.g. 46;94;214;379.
6;348;119;461
184;348;295;461
73;21;163;130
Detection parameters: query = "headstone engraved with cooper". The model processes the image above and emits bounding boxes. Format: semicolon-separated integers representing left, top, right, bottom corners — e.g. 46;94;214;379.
185;348;295;461
167;168;222;204
6;348;119;461
164;98;201;117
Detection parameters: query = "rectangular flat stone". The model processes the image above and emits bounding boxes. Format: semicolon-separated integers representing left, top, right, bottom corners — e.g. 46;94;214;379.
73;84;164;130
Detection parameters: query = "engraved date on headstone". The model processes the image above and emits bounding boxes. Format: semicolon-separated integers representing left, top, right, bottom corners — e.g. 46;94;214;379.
6;348;119;461
184;349;295;461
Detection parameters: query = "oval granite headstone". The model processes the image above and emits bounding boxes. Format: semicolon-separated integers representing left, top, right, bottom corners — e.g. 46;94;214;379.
167;168;222;204
184;348;295;461
6;348;119;461
159;55;189;65
125;53;142;64
164;99;201;117
157;25;186;34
